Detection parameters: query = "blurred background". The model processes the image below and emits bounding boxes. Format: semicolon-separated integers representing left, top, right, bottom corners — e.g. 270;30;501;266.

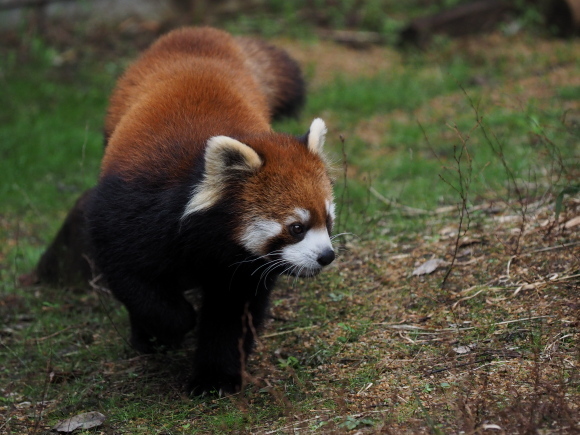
1;0;579;40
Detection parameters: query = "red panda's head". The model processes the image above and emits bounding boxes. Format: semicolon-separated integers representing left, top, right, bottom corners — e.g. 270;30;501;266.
183;118;335;277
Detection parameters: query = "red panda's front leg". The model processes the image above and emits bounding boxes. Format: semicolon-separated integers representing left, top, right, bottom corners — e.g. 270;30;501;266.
109;276;197;354
187;276;273;396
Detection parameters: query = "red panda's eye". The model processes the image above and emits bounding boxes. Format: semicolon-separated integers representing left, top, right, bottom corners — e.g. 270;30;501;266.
289;223;304;237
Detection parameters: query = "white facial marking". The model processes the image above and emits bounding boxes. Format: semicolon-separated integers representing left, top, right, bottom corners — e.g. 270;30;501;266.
286;208;310;225
307;118;327;154
281;227;333;276
240;219;282;255
326;200;336;221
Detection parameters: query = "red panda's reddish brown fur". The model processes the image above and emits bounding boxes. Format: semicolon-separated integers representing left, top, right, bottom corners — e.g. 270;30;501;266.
102;27;304;184
235;36;305;119
103;28;269;182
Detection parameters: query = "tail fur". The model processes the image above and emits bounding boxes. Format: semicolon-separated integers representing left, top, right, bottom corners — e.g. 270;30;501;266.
236;36;305;120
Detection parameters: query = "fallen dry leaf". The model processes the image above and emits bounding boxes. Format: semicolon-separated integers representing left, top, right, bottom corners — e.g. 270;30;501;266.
412;258;449;276
52;411;106;432
564;215;580;228
453;345;472;354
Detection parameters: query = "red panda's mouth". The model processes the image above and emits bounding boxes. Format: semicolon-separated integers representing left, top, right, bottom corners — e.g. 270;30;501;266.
283;265;323;278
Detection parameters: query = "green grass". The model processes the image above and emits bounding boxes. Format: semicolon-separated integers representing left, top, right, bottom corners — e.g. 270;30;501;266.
0;38;110;283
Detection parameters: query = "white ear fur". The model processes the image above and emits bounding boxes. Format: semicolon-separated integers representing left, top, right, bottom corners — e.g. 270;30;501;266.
183;136;262;217
307;118;327;154
205;136;262;174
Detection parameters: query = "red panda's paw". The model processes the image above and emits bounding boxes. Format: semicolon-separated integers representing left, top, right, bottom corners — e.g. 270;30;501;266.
130;336;184;355
129;322;194;355
186;373;242;397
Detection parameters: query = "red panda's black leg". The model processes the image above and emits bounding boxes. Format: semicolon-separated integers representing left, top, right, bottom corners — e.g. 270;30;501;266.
112;279;197;354
187;278;272;396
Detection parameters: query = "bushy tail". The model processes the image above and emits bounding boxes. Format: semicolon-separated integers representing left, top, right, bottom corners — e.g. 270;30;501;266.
236;37;305;120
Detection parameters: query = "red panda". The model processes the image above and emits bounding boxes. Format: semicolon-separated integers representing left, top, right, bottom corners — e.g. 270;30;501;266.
86;27;336;395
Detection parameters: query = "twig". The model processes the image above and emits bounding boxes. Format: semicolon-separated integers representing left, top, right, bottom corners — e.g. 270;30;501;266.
377;315;554;334
0;417;12;433
428;360;484;375
523;241;580;255
26;325;75;343
378;324;425;330
30;356;53;435
493;315;553;326
553;273;580;281
506;255;517;280
369;186;428;216
263;415;324;434
441;121;475;288
427;352;521;375
373;323;474;332
472;360;514;372
458;280;498;294
398;330;427;344
356;382;373;395
88;274;111;295
543;333;575;356
263;410;389;434
452;288;487;309
262;325;319;338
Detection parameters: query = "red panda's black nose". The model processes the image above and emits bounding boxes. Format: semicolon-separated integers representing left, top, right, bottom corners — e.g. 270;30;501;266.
317;249;335;266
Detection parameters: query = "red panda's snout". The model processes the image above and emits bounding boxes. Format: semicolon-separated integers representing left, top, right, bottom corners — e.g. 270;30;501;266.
281;226;335;276
239;202;336;277
242;224;335;277
280;205;335;276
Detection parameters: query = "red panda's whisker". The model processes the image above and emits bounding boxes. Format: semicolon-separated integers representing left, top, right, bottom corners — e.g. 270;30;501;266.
229;251;283;289
281;264;297;280
330;232;356;241
254;259;285;277
229;250;284;267
290;267;300;287
256;260;291;294
251;258;286;276
257;260;288;282
293;266;307;286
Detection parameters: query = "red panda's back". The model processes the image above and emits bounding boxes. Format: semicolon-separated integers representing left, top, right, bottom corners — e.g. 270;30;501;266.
101;27;272;183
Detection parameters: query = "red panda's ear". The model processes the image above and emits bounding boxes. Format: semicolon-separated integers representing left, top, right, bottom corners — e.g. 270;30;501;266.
183;136;262;217
205;136;262;175
307;118;327;155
